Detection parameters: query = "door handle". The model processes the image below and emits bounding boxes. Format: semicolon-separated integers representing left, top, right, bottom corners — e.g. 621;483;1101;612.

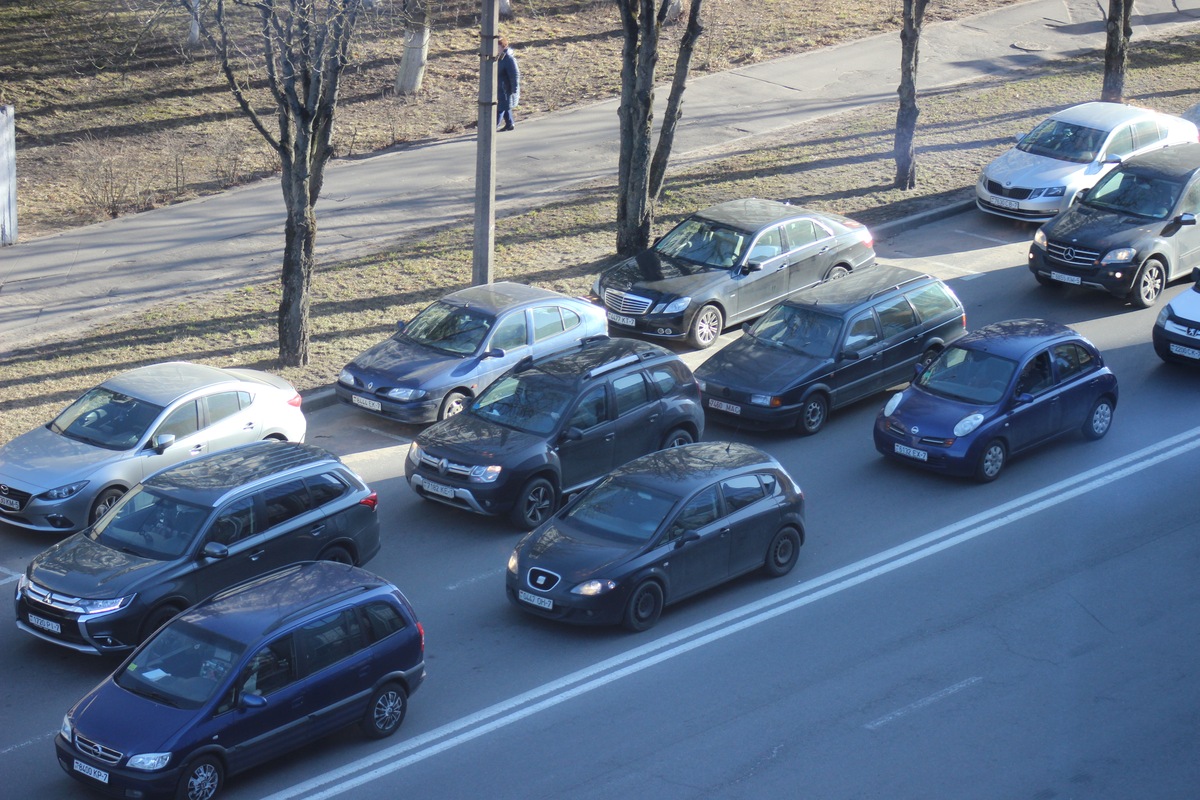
719;527;731;536
647;414;660;423
605;433;615;442
242;422;256;430
248;549;266;561
309;524;325;535
189;445;204;455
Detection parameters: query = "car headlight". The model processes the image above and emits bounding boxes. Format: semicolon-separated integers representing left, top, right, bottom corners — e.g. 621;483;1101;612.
696;379;706;392
468;464;502;483
1155;306;1171;328
954;413;985;437
1100;247;1137;265
76;595;135;615
126;752;172;771
40;480;89;501
1033;228;1047;248
750;394;780;407
385;387;426;402
571;579;617;596
652;297;691;315
883;391;904;416
60;715;73;741
16;573;30;599
1028;186;1065;199
338;367;355;385
407;442;423;465
507;549;520;575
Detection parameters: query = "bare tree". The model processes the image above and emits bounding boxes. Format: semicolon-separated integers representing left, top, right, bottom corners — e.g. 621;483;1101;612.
615;0;705;256
894;0;930;190
179;0;365;367
395;0;429;96
1101;0;1133;102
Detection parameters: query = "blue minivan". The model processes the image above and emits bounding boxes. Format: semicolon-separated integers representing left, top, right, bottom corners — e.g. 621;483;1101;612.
55;561;426;800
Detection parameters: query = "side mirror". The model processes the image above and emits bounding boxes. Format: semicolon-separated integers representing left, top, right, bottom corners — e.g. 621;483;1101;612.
152;433;176;454
741;322;753;336
841;349;861;361
1103;154;1122;165
1074;188;1089;202
240;693;267;710
913;361;928;376
1192;265;1200;285
674;531;701;548
395;320;407;333
562;427;584;442
202;542;229;560
744;260;764;273
485;347;507;359
1013;392;1034;406
1177;212;1196;227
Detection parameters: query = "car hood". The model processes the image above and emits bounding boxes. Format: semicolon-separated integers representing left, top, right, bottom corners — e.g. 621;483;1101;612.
0;426;122;492
520;520;637;584
601;251;728;300
29;534;166;597
1167;285;1200;323
71;679;196;754
1044;201;1161;248
347;335;467;386
696;336;826;394
418;412;546;462
985;147;1101;190
889;386;995;438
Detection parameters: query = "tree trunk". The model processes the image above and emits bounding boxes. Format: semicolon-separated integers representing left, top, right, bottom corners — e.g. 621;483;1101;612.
1101;0;1133;102
893;0;929;190
648;0;704;200
615;0;660;256
396;0;430;96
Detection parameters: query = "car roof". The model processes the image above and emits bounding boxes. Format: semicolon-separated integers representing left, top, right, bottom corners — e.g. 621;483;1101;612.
525;336;675;383
954;318;1078;360
784;265;936;315
439;281;578;316
179;561;389;645
1049;101;1177;130
102;361;238;405
607;441;778;496
145;440;338;505
1117;141;1200;179
692;198;811;232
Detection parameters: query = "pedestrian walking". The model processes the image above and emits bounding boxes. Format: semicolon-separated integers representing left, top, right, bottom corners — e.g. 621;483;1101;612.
497;35;520;132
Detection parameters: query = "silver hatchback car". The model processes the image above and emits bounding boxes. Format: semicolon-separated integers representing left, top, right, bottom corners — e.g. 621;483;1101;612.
0;362;306;534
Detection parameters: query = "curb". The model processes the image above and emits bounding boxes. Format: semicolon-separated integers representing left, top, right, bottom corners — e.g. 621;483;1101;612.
301;385;340;413
872;199;977;242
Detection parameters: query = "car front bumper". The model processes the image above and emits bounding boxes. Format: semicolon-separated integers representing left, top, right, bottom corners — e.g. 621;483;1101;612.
1028;247;1137;297
57;733;184;800
504;579;626;626
1153;322;1200;364
872;414;979;477
334;383;440;424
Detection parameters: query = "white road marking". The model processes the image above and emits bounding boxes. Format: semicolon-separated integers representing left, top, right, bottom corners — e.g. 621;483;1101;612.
952;228;1021;246
446;569;503;591
865;676;983;730
0;566;21;585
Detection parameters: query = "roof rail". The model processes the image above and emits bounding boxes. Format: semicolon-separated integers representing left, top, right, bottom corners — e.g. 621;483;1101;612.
583;351;645;380
867;275;927;301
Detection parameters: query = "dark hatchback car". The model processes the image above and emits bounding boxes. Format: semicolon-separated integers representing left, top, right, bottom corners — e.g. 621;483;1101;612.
336;282;607;423
593;198;876;348
1153;267;1200;364
1029;142;1200;307
405;336;705;529
506;442;805;632
56;561;425;800
696;265;965;435
874;319;1118;481
16;441;380;655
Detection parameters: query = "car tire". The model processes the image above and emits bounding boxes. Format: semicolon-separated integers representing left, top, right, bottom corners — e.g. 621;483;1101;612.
1082;396;1115;441
688;304;724;349
360;682;408;739
660;427;694;449
140;604;184;642
509;476;556;529
1131;258;1166;308
918;346;941;369
825;265;850;281
622;580;664;632
763;527;802;577
796;392;829;436
319;545;355;565
89;487;125;525
439;391;468;421
975;439;1006;482
175;755;223;800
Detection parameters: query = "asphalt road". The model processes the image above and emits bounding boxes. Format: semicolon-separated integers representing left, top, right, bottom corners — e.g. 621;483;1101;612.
2;210;1199;799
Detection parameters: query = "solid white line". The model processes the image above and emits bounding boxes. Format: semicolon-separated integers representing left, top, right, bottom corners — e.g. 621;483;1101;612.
445;569;503;591
952;228;1018;246
263;425;1200;799
865;676;983;730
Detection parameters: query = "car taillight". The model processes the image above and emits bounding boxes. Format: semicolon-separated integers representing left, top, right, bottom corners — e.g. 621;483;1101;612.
287;393;302;408
417;621;425;653
359;491;378;510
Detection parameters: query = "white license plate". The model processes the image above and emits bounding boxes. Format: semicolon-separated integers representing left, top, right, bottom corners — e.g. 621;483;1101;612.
518;589;553;610
74;759;109;784
351;394;383;412
1050;271;1081;285
708;398;742;415
990;196;1019;209
0;495;19;510
607;311;637;327
28;613;61;634
1170;343;1200;360
419;477;455;499
894;443;929;462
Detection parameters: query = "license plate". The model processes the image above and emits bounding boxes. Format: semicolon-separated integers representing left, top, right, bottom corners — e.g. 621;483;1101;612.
0;495;19;510
990;196;1019;209
351;394;383;412
74;760;109;784
518;589;553;610
894;443;928;462
28;613;62;634
1049;271;1081;285
708;398;742;415
1170;343;1200;360
419;477;455;499
607;311;636;327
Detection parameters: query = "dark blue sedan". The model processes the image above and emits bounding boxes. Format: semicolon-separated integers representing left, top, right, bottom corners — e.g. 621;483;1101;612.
873;319;1118;481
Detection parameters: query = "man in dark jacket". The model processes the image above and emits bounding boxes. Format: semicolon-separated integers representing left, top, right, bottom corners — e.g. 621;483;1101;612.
497;36;520;132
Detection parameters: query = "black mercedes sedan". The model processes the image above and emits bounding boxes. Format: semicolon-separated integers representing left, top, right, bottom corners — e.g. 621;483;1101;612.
505;442;805;632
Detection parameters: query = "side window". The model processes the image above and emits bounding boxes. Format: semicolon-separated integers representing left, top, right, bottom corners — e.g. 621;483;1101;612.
720;474;766;512
209;495;257;546
874;296;918;339
761;472;779;496
782;219;818;250
532;306;565;342
205;391;243;425
490;312;527;351
306;472;348;508
746;226;784;263
561;306;582;333
567;385;609;430
154;400;200;440
1016;351;1054;395
240;635;296;698
844;311;880;351
612;372;649;416
298;608;369;675
261;478;313;529
648;362;686;396
1052;342;1093;381
905;282;959;322
362;600;408;642
1183;179;1200;213
1106;124;1136;159
1131;119;1165;150
666;485;720;542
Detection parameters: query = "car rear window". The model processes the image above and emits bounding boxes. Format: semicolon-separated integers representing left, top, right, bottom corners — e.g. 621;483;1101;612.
905;282;960;322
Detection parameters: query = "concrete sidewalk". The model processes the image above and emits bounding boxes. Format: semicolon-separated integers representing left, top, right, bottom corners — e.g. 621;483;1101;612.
2;0;1198;355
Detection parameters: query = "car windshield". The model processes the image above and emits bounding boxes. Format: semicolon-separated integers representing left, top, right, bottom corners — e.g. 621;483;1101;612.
48;387;164;451
1082;168;1182;220
402;300;495;355
90;486;210;560
471;372;575;435
916;345;1017;405
1016;118;1107;164
750;305;842;357
562;477;679;544
117;621;245;710
655;217;749;269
